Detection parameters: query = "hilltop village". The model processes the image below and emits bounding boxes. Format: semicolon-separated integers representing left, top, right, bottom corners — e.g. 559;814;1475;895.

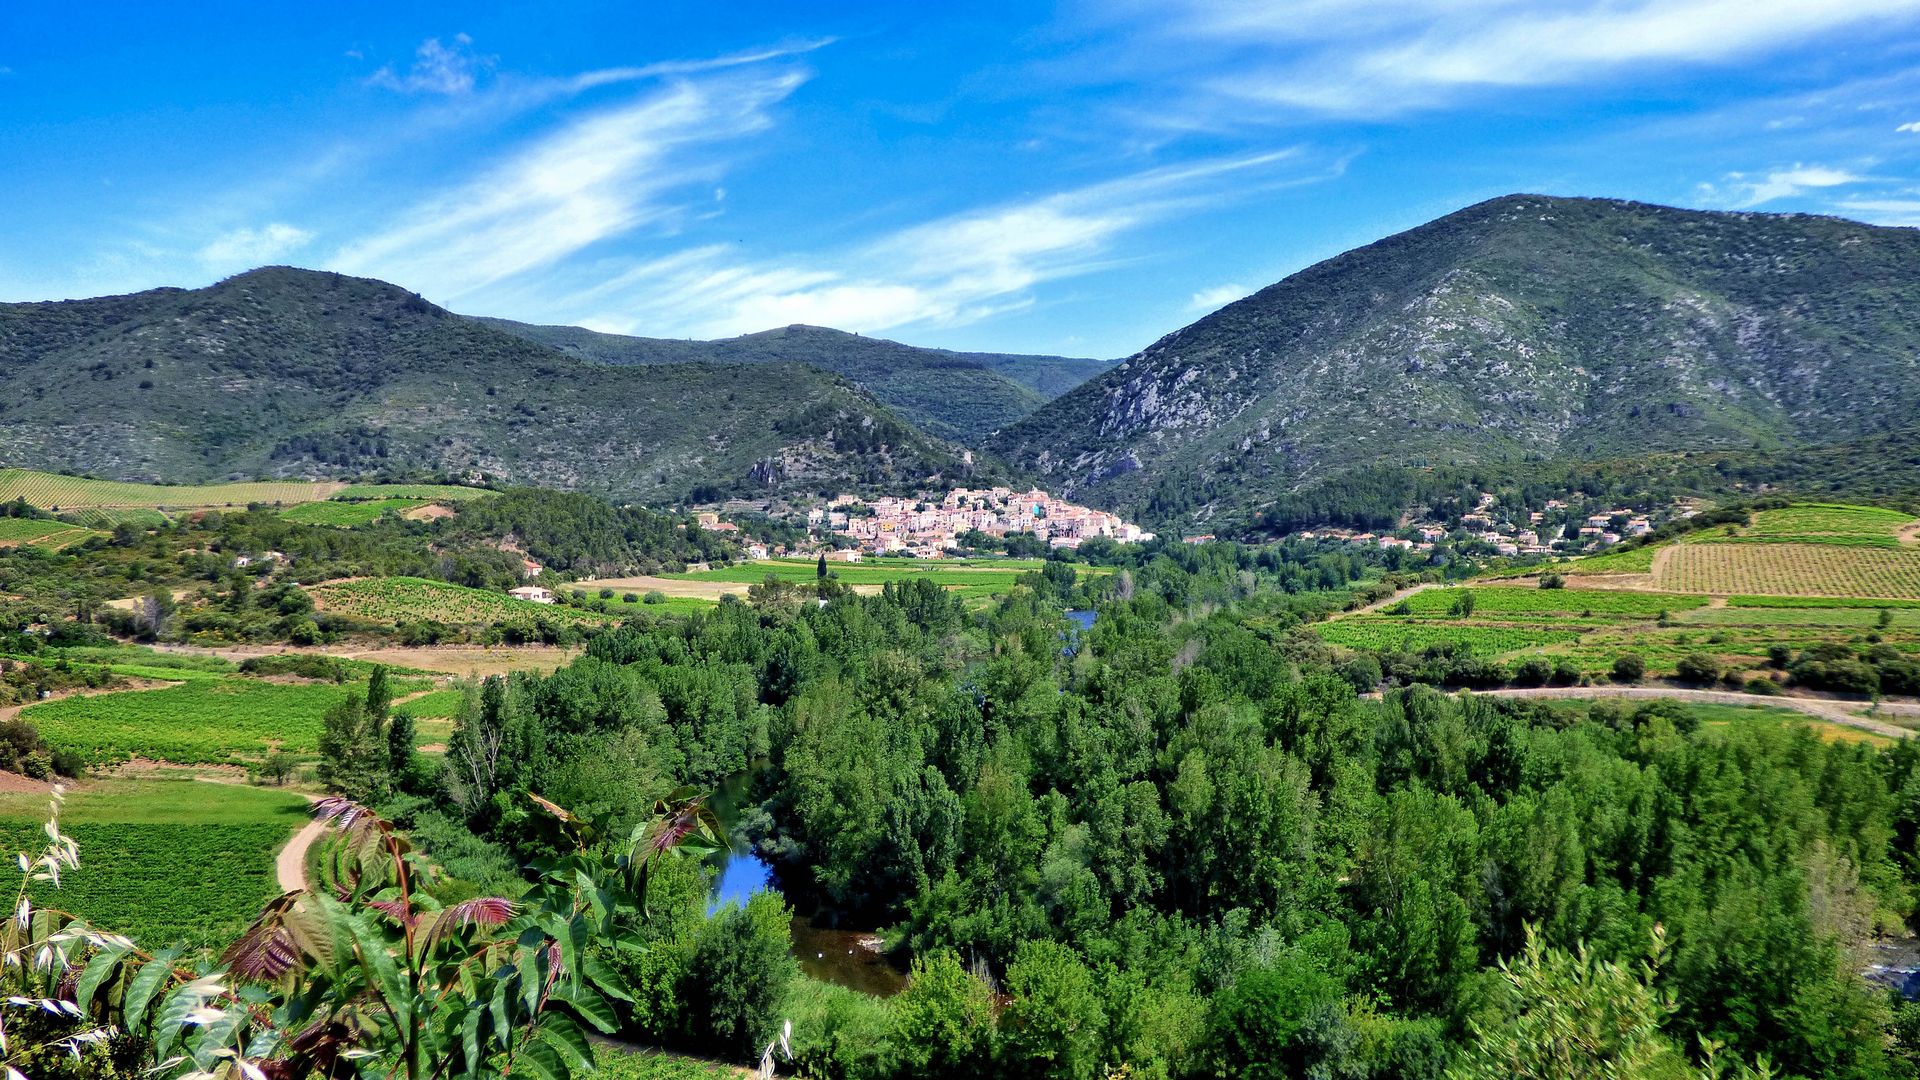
1301;493;1669;558
705;486;1155;560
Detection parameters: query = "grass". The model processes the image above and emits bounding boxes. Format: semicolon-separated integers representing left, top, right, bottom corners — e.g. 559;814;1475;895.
674;556;1054;602
1313;619;1581;656
1692;504;1916;548
1654;543;1920;598
0;780;308;948
309;577;619;628
22;674;431;765
279;499;426;527
1566;544;1659;575
594;1047;744;1080
1398;586;1709;618
55;507;171;530
0;518;98;548
1525;698;1895;747
0;468;493;511
333;484;495;502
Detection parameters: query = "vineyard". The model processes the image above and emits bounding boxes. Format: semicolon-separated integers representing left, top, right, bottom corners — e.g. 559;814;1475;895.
1312;619;1580;656
1399;586;1709;618
0;780;306;946
55;506;172;529
0;517;97;548
309;576;619;628
334;483;494;501
22;675;428;765
1565;544;1659;575
675;557;1055;603
1654;543;1920;598
280;498;427;527
0;468;340;509
1691;504;1916;548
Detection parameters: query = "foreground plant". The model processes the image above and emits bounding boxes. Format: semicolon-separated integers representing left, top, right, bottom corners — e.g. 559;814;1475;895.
1;785;728;1079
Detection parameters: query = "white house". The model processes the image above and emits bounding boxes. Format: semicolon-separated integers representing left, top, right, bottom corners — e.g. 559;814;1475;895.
508;585;555;604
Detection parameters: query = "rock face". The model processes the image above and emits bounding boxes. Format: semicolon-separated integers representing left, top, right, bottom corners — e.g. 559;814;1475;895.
992;194;1920;527
0;267;981;502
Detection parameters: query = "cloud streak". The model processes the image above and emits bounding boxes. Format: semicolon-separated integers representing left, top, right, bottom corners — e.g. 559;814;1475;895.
1106;0;1920;118
1699;164;1868;207
199;223;314;267
551;149;1334;339
331;68;806;303
369;34;490;95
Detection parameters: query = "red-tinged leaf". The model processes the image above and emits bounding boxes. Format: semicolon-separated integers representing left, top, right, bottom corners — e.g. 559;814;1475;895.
366;899;416;928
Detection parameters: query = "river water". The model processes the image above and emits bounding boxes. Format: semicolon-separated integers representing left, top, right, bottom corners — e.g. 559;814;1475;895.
704;767;907;996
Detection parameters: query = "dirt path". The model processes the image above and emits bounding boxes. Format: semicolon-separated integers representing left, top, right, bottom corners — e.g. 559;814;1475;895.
1340;581;1442;618
1470;686;1913;740
274;794;324;893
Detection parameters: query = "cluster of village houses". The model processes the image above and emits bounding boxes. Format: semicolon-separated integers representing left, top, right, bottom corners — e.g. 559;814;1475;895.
698;487;1155;561
1293;494;1663;558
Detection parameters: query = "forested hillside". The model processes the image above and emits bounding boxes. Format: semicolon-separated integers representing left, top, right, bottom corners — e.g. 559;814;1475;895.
0;268;982;503
481;318;1111;441
995;195;1920;530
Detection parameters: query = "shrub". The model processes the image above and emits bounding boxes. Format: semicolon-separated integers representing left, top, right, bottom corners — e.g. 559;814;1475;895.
1551;660;1582;686
623;592;639;604
1538;573;1565;589
600;587;615;599
1768;644;1794;669
645;591;668;605
1746;676;1782;696
684;891;799;1060
1511;656;1554;688
1674;653;1721;685
889;950;996;1078
1612;654;1646;684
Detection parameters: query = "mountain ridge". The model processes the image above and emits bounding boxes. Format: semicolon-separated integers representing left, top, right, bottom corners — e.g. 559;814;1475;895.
992;194;1920;529
477;317;1111;441
0;266;986;503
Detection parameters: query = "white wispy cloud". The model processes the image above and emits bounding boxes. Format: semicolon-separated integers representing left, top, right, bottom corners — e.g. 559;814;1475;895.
331;68;806;303
1188;282;1250;311
1900;121;1920;132
550;149;1333;338
198;223;314;267
369;34;490;95
1835;197;1920;225
1699;164;1868;207
1108;0;1920;117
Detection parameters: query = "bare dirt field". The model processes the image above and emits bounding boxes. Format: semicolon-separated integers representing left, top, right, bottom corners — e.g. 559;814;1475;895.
147;642;578;677
575;574;883;599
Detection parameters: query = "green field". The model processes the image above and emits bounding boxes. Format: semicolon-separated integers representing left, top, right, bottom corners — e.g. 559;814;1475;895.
1691;504;1916;548
0;468;493;511
1313;619;1580;656
55;506;172;529
0;517;97;548
280;498;427;527
1566;544;1659;575
333;483;495;501
1398;586;1709;618
674;557;1054;602
22;675;429;765
1520;698;1895;747
310;576;618;628
0;780;307;947
13;644;240;682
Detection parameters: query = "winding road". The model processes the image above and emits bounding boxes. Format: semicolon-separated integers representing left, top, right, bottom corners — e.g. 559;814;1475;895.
275;795;325;893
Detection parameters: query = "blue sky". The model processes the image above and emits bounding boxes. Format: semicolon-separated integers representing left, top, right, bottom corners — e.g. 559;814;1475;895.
5;1;1920;358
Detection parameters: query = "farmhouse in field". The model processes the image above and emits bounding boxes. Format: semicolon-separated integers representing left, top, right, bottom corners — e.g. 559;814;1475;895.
508;585;554;604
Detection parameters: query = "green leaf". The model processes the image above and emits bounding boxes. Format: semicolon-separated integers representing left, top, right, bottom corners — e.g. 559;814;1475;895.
345;909;412;1030
539;1013;595;1074
514;1038;571;1080
462;996;488;1072
553;983;618;1034
122;947;181;1032
519;944;544;1014
581;952;634;1003
75;944;132;1012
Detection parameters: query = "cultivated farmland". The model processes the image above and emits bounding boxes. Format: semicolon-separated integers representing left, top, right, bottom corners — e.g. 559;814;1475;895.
1654;543;1920;598
0;468;494;511
280;498;427;527
0;517;97;548
1313;619;1580;656
22;675;430;765
334;483;494;501
1397;586;1709;618
1691;503;1915;548
0;780;307;947
309;576;618;628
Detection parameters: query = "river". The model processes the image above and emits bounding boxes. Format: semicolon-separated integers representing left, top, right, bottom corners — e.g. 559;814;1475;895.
704;766;907;996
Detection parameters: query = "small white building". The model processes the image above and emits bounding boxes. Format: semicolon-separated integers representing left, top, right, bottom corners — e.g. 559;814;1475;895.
746;543;770;560
825;549;862;563
508;585;555;604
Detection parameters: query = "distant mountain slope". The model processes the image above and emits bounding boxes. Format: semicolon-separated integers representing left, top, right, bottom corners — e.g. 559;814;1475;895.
478;318;1111;441
0;267;983;502
993;195;1920;529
